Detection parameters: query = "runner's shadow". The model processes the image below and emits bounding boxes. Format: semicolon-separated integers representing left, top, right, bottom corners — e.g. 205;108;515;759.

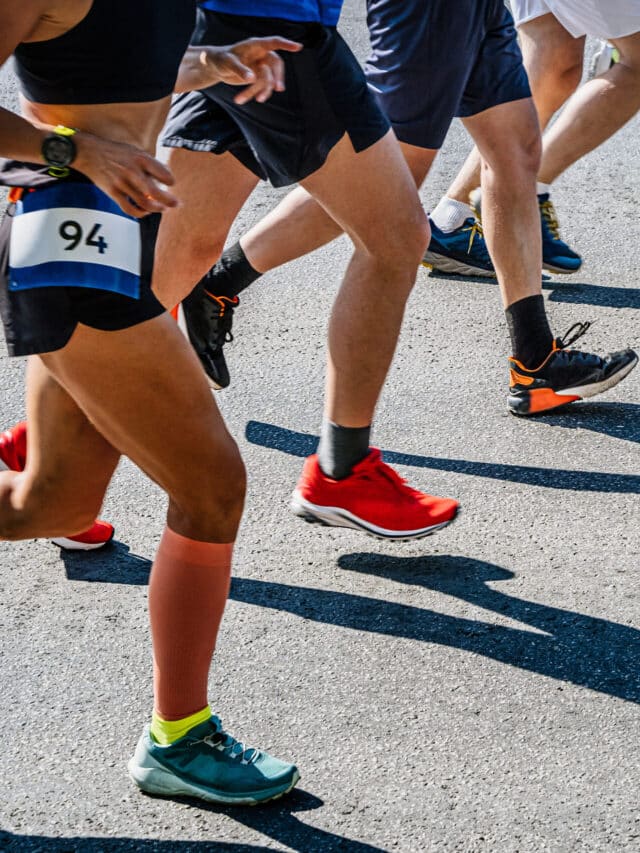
534;402;640;444
229;556;640;704
60;549;640;701
173;788;385;852
543;279;640;309
244;420;640;493
0;830;271;851
336;552;640;702
62;541;152;585
0;789;385;851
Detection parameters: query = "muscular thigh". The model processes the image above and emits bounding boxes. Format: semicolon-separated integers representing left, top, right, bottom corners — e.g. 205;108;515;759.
40;314;241;508
300;130;425;256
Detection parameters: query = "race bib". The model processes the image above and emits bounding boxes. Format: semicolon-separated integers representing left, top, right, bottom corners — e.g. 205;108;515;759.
9;183;141;299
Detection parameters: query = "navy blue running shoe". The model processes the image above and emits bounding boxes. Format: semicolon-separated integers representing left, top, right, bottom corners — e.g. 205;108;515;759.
422;217;495;278
538;193;582;274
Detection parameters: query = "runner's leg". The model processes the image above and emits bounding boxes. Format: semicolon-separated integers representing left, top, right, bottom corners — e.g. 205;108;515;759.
463;98;543;309
539;30;640;184
440;14;584;215
300;130;428;427
238;143;436;274
152;149;259;309
40;314;245;542
0;358;120;540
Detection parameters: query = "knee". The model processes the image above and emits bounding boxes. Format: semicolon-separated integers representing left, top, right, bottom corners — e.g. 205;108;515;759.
170;440;247;540
484;128;541;190
369;203;429;278
532;56;583;111
0;475;101;540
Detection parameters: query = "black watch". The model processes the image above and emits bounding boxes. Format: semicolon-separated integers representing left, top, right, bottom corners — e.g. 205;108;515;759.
42;126;77;169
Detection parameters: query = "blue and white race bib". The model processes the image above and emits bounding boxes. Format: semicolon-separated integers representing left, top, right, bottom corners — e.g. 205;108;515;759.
9;183;141;299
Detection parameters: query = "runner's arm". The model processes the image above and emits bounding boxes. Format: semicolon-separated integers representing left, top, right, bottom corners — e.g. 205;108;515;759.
0;3;177;216
175;37;302;104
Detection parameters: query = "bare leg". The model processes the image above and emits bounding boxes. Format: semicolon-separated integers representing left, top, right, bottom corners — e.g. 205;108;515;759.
0;359;120;540
446;14;584;205
539;30;640;183
41;314;245;542
153;149;259;309
242;140;436;274
241;186;343;272
300;131;429;426
463;98;542;308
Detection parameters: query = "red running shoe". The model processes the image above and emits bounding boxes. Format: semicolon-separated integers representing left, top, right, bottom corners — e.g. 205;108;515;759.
290;448;458;541
0;421;115;551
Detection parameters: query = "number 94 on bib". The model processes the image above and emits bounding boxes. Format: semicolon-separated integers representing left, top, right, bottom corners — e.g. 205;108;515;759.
9;183;142;299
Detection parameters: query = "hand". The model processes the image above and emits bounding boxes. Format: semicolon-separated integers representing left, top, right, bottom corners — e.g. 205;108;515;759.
72;132;178;218
202;37;303;105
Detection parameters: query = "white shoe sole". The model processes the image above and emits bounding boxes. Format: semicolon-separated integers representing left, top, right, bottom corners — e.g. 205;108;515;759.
422;253;496;279
543;262;582;275
290;492;457;542
562;354;638;399
51;535;112;551
128;756;300;806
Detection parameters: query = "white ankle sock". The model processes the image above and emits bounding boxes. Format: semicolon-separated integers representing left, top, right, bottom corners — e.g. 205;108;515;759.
536;181;552;196
430;196;474;233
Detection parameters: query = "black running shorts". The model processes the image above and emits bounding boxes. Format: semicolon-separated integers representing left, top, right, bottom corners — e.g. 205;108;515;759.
162;9;391;187
0;165;164;357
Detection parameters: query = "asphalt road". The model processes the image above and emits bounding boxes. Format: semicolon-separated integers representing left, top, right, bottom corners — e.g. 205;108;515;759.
0;5;638;852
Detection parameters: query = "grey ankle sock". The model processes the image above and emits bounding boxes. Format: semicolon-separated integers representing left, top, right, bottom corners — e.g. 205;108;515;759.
317;419;371;480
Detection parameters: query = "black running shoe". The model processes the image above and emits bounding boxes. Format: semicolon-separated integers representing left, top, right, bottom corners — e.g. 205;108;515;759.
508;322;638;416
179;283;238;390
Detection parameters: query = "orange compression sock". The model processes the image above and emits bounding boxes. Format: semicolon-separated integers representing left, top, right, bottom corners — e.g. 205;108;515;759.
148;525;233;720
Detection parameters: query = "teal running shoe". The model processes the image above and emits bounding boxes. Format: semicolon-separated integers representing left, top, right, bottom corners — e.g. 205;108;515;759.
128;715;300;805
422;216;495;277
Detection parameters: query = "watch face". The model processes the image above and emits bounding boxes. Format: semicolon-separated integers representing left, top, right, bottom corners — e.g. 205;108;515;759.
44;135;74;168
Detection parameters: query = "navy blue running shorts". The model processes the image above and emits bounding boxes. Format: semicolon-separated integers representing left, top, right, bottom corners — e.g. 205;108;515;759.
162;9;391;187
0;164;164;357
365;0;532;150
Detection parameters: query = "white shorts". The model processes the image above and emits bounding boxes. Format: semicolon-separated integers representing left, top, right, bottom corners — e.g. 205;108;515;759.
510;0;640;39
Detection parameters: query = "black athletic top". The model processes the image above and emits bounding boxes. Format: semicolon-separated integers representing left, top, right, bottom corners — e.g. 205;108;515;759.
14;0;196;104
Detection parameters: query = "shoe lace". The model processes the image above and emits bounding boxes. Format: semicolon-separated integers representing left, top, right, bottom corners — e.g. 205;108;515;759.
203;291;238;348
540;199;561;239
355;455;422;500
461;218;484;252
192;716;259;765
557;321;592;350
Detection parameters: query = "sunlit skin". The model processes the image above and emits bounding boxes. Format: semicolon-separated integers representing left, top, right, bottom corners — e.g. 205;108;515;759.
0;0;301;544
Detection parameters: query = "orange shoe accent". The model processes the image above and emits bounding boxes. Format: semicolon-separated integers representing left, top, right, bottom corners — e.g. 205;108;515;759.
527;388;581;414
170;305;180;321
7;187;24;203
509;369;535;387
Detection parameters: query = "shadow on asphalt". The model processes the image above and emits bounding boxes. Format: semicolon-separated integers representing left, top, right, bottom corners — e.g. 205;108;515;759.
425;268;640;310
244;421;640;493
543;279;640;310
533;401;640;443
63;547;640;704
0;790;386;852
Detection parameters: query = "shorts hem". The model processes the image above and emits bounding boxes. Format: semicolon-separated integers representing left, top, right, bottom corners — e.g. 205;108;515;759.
458;91;533;120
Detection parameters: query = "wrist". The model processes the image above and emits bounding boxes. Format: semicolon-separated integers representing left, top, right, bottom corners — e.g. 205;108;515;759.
41;125;78;172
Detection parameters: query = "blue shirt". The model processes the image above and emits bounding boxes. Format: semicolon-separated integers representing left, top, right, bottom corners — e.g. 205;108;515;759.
199;1;343;27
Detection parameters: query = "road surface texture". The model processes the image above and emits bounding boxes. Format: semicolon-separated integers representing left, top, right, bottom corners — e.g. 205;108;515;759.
0;4;638;852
